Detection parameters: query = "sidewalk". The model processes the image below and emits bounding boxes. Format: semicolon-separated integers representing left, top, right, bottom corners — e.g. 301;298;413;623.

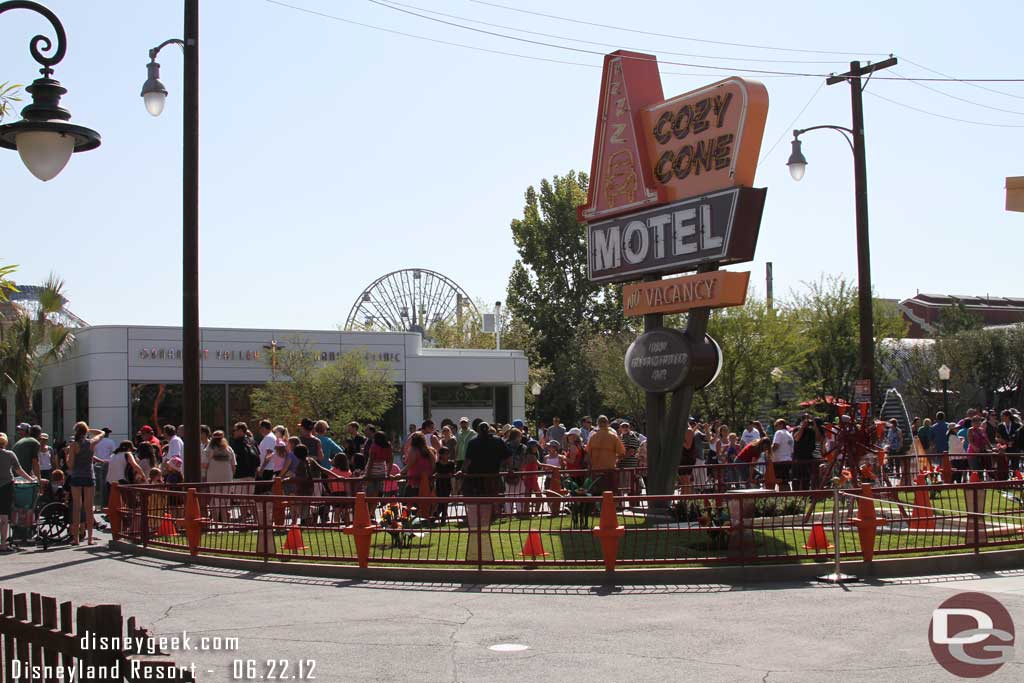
2;537;1023;682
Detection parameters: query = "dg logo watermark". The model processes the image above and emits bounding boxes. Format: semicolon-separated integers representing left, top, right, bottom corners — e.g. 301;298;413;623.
929;592;1015;678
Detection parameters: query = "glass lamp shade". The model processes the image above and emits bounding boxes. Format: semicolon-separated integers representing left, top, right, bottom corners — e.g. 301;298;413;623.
16;129;75;181
786;138;807;182
144;91;167;117
938;365;951;381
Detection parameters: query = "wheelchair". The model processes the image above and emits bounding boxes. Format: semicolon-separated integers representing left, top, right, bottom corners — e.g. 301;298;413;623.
10;479;71;549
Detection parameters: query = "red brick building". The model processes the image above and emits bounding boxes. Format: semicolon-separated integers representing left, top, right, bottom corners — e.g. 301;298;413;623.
898;293;1024;338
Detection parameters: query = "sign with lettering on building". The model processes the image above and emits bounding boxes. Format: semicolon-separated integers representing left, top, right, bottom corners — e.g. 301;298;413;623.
580;51;768;284
622;270;750;317
587;187;765;283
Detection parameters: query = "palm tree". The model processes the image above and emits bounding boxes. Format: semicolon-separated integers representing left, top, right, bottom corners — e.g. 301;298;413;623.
0;274;75;423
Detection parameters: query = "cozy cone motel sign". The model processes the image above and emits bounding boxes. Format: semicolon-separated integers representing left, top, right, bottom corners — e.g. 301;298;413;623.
579;50;768;392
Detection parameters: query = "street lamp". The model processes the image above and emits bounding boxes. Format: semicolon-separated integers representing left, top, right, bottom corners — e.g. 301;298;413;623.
771;366;784;407
0;1;100;181
140;0;201;482
789;58;897;413
531;382;542;398
938;364;951;416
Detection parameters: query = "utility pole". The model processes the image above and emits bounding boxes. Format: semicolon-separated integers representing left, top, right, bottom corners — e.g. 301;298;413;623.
182;0;201;482
826;57;896;411
766;262;774;312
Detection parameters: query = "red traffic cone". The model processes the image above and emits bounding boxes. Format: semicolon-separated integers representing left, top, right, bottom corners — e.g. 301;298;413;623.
908;487;936;530
1016;470;1024;481
519;530;549;558
969;471;981;483
158;513;177;537
283;524;307;552
803;522;834;551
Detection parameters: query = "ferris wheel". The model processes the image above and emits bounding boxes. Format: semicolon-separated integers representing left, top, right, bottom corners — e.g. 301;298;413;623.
344;269;477;338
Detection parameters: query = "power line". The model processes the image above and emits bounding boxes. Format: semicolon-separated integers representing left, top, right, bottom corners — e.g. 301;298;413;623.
890;68;1024;116
758;81;826;167
371;1;1024;83
468;0;886;57
902;57;1024;101
264;0;801;79
365;0;831;77
380;0;851;64
865;90;1024;128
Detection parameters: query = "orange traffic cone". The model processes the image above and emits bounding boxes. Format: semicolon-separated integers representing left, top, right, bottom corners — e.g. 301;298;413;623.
969;471;981;483
1015;470;1024;481
158;513;177;537
908;483;936;530
283;524;307;552
803;522;834;551
519;530;549;558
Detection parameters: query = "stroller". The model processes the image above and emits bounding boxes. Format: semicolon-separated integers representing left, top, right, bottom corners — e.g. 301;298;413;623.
9;479;71;550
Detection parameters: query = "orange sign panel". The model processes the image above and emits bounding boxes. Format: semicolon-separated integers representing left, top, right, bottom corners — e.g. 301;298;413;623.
578;51;666;224
622;271;750;317
639;78;768;203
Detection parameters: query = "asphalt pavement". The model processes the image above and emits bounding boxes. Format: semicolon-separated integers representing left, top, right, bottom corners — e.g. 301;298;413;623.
2;533;1023;682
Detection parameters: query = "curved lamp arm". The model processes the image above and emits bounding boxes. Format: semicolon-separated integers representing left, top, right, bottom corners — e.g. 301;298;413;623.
793;124;855;155
0;0;67;77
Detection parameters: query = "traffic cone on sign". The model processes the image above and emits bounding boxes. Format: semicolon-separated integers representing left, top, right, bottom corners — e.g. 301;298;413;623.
158;513;177;537
803;523;833;551
283;524;307;552
519;530;549;558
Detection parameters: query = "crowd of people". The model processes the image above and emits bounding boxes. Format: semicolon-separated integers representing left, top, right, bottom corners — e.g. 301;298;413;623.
4;404;1023;549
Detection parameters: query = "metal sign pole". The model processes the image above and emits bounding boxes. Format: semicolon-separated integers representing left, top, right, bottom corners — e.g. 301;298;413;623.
818;485;858;584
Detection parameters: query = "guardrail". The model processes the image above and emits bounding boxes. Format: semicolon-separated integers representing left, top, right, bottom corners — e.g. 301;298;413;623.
106;478;1024;571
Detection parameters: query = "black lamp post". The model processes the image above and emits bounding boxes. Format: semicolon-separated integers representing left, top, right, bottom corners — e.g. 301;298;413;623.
0;1;100;181
787;58;897;413
938;364;951;417
140;0;201;482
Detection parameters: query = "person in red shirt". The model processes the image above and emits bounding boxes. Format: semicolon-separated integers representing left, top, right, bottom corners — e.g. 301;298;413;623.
734;437;769;487
137;426;161;449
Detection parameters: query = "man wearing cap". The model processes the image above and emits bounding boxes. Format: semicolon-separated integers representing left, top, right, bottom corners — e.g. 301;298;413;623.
770;419;795;487
546;417;566;452
12;423;40;479
585;415;624;493
138;426;160;449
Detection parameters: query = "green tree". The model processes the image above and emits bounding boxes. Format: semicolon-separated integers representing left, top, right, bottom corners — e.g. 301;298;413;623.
0;82;22;122
0;263;17;303
933;300;983;336
250;338;398;431
695;297;804;427
505;171;632;422
586;331;646;427
0;275;75;422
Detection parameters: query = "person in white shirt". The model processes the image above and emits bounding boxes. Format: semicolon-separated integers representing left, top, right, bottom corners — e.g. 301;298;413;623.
770;419;794;489
740;421;762;446
163;424;184;461
256;419;279;486
93;428;117;506
38;433;54;479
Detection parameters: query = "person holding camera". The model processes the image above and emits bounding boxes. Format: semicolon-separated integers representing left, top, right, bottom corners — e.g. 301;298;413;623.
792;414;821;490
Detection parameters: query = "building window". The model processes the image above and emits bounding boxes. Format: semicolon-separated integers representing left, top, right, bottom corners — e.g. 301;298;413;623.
131;383;182;435
75;382;89;424
228;384;262;430
201;384;227;432
494;385;510;426
132;383;234;435
31;390;42;426
52;386;64;443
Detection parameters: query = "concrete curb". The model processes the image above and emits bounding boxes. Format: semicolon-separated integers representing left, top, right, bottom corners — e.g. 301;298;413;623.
108;541;1024;585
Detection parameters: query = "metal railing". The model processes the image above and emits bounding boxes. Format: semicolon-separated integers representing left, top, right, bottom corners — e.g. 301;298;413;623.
106;477;1024;571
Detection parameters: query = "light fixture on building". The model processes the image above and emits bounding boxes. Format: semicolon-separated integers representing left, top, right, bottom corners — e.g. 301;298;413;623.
464;383;480;390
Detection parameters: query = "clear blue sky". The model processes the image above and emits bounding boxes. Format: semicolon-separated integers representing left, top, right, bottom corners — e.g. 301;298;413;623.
3;0;1022;330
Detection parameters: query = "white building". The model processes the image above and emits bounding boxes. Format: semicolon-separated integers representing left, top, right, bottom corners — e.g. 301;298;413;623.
8;325;527;444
